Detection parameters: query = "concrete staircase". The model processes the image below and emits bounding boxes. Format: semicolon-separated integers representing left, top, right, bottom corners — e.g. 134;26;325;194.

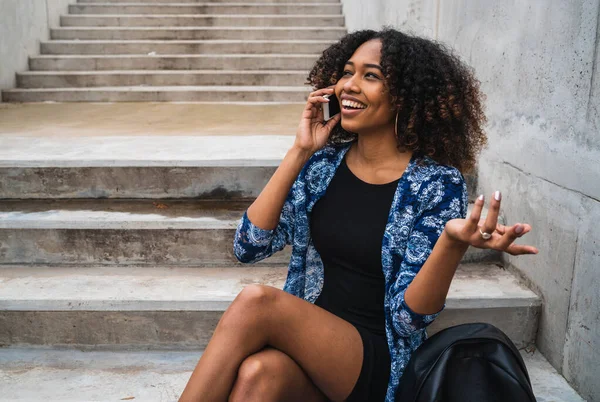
0;130;587;399
2;0;345;103
0;133;539;344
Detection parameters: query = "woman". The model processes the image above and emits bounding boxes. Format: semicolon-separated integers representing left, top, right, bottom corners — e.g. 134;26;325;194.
180;28;538;402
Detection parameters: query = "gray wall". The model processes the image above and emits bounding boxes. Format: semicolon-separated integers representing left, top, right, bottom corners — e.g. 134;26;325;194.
341;0;439;38
340;0;600;400
0;0;74;91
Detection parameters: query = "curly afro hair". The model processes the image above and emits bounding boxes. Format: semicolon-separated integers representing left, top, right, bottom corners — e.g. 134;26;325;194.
307;28;488;174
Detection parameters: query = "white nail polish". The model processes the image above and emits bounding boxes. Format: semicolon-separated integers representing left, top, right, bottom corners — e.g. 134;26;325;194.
478;194;484;201
494;191;501;201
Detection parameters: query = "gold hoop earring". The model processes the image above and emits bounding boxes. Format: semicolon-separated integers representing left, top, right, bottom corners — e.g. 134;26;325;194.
394;111;399;139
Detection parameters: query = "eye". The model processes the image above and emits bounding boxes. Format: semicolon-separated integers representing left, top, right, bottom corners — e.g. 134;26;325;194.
343;70;353;76
366;72;380;79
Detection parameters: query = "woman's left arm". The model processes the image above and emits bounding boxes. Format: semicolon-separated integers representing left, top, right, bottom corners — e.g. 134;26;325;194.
392;172;538;337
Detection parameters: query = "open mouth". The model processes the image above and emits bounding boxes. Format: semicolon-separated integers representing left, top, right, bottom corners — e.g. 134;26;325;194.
341;99;367;110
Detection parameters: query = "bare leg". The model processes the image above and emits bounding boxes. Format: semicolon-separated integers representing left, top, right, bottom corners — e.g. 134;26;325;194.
228;347;329;402
179;284;363;402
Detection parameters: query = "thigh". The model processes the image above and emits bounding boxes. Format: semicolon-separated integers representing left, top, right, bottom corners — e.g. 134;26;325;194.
231;347;329;402
239;285;364;402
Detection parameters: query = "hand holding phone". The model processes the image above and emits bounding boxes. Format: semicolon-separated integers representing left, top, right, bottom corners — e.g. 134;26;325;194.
322;93;341;122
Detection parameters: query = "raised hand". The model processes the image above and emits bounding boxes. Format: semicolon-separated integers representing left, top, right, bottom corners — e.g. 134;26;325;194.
294;86;342;156
444;191;539;256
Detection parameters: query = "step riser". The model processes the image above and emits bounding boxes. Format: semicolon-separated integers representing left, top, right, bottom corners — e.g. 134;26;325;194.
0;167;478;200
29;56;318;71
0;167;278;200
69;4;343;14
41;42;333;55
60;15;345;27
0;306;539;349
17;73;308;88
0;229;291;267
50;29;346;41
78;0;340;3
0;228;492;266
2;89;308;102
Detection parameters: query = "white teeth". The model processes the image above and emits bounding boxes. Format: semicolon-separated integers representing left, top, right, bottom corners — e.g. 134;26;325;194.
341;99;367;109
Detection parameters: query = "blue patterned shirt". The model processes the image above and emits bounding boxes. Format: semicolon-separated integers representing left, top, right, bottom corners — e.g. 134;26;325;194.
233;143;468;401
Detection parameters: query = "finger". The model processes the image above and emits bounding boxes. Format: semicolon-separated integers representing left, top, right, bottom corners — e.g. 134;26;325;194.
495;222;523;250
505;243;539;256
324;112;341;130
303;95;330;120
316;101;325;121
465;194;485;232
495;223;506;235
482;190;501;234
477;218;505;234
307;95;330;106
308;87;334;101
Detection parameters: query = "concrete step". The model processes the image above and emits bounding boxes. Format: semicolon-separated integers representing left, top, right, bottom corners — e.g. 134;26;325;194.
0;348;584;402
28;54;319;71
0;199;289;267
40;40;335;55
17;70;308;88
0;263;540;349
50;26;347;40
0;103;303;136
0;200;497;266
0;135;480;201
69;3;343;15
79;0;341;3
60;14;345;27
2;85;310;102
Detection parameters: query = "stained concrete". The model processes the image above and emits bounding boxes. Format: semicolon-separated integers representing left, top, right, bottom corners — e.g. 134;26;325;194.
434;2;600;399
3;86;313;103
86;0;339;2
0;200;493;266
59;14;346;27
17;70;310;88
0;348;584;401
340;1;600;399
0;0;74;90
28;54;320;72
0;133;478;200
0;263;540;348
49;27;347;41
341;0;438;38
69;3;342;15
0;135;296;166
39;40;335;56
0;104;303;136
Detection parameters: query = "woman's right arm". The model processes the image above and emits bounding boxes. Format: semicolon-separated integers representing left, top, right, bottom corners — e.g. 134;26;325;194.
234;86;341;263
246;146;312;230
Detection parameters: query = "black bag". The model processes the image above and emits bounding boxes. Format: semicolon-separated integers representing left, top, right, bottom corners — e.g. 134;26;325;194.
396;323;536;402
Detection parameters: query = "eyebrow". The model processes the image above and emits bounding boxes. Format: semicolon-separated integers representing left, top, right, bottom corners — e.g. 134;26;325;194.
345;61;383;72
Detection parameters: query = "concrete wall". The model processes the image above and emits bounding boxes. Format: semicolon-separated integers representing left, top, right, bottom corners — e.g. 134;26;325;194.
341;0;438;38
0;0;74;92
340;0;600;400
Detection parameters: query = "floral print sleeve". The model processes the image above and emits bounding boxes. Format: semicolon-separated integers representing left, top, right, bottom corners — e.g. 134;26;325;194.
233;182;297;264
390;169;468;337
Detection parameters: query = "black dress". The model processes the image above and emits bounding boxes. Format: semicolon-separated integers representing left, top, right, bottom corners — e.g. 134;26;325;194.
310;153;397;402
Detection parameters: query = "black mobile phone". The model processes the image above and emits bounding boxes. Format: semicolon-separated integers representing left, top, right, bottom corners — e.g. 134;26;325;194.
323;93;341;121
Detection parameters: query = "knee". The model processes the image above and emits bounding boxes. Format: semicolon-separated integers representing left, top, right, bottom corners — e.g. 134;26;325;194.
237;284;276;306
229;355;278;402
221;285;277;328
230;284;277;315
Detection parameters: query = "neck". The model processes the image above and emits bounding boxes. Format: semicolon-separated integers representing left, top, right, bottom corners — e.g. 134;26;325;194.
350;129;411;168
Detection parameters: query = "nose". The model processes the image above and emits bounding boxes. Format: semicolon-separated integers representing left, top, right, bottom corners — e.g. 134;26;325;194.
342;73;361;94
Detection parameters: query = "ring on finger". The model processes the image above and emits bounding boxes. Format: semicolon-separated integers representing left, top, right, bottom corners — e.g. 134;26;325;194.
479;228;492;240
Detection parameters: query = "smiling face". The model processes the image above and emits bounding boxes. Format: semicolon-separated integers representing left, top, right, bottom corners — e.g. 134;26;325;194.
334;39;396;136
